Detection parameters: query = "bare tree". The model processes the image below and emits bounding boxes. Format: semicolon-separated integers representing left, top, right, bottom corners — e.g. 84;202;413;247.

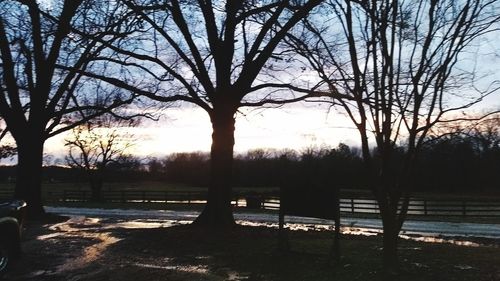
65;115;137;202
290;0;500;273
0;0;140;216
81;0;331;226
466;115;500;153
0;123;15;160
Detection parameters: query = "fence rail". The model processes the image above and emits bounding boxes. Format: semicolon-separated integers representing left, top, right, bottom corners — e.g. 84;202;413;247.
338;198;500;217
1;189;499;217
48;190;209;204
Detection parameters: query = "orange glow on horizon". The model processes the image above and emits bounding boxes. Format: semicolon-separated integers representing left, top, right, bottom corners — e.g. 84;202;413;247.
40;106;360;162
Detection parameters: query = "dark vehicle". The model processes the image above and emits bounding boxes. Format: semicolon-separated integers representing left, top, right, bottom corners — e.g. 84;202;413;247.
0;200;26;275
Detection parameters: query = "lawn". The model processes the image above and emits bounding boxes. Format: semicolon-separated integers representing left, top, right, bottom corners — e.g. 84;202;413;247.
6;215;500;281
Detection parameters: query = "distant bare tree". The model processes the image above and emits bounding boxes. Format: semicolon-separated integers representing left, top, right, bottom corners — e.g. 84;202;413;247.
0;125;15;160
291;0;500;273
467;115;500;153
0;0;139;216
65;115;137;201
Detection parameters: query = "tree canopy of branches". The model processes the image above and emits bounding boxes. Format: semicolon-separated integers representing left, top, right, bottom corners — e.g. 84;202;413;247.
88;0;328;226
0;0;139;216
65;115;138;201
291;0;500;272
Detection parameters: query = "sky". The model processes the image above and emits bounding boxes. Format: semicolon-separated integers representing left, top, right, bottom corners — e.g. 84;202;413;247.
1;46;494;167
3;0;499;165
41;103;362;162
40;86;499;164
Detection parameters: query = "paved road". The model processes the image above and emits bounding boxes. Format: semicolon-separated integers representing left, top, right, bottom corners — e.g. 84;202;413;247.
45;206;500;240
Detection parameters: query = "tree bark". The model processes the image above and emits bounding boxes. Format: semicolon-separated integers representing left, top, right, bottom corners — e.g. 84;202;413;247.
381;212;399;275
14;137;46;218
193;107;237;227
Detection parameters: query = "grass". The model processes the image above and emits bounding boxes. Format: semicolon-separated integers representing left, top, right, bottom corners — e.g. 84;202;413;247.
76;225;500;281
46;201;207;211
6;208;500;280
0;181;278;197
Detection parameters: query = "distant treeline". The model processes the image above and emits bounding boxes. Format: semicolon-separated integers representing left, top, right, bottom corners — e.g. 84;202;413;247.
0;133;498;193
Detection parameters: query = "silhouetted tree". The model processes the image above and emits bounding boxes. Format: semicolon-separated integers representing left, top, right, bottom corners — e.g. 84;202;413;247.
164;152;210;186
146;157;167;179
420;115;500;192
0;1;139;216
85;0;329;226
292;0;500;273
65;115;138;201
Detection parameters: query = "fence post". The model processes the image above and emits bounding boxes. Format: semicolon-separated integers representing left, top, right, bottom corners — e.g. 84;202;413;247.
121;191;125;203
424;200;428;216
63;190;67;202
142;191;146;203
351;198;355;213
462;201;467;217
164;191;168;204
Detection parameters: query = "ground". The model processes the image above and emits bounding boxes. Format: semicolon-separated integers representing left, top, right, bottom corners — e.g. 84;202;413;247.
4;214;500;281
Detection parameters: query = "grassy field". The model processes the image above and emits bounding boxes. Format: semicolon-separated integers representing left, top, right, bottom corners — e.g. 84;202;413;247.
107;226;500;281
0;181;278;197
8;218;500;281
1;181;499;199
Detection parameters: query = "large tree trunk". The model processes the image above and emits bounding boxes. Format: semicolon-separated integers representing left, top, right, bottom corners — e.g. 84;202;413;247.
14;137;46;218
381;213;399;275
193;107;237;227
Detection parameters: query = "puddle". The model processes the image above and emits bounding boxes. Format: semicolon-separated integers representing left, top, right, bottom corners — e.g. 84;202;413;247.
133;263;209;274
44;210;499;253
454;264;474;270
36;216;123;274
227;271;250;280
399;234;482;247
237;220;490;247
56;232;121;273
412;262;429;268
100;219;192;230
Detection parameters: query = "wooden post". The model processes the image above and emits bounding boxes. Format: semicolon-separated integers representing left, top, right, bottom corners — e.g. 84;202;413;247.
424;199;428;216
351;198;355;213
278;187;290;251
462;201;467;217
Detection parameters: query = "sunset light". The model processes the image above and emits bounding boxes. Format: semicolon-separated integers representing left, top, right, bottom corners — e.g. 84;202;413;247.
41;104;361;162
